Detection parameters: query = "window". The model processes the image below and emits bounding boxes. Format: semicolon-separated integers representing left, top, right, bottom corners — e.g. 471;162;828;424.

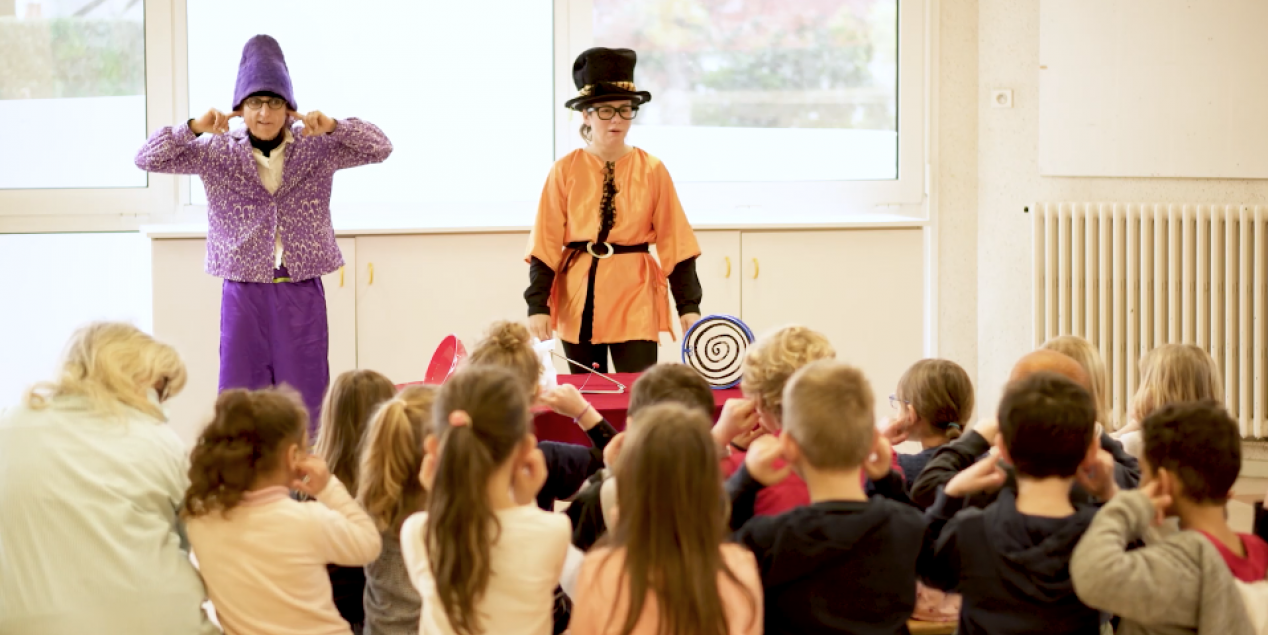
0;0;147;189
561;0;925;220
186;1;554;212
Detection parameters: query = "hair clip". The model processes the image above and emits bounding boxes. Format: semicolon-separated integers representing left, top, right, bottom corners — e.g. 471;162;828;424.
947;422;963;431
449;410;472;428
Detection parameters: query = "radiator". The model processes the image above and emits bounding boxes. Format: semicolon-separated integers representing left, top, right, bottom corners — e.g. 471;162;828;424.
1032;202;1266;439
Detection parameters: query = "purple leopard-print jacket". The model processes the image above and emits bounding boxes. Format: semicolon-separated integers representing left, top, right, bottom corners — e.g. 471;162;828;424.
136;119;392;283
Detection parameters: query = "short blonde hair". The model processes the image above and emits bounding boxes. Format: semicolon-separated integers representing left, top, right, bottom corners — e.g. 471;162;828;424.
26;322;187;421
1131;344;1223;422
1042;336;1112;428
740;326;835;419
782;360;875;469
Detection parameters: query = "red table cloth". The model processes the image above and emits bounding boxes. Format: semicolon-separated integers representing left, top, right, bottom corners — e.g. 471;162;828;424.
533;373;744;445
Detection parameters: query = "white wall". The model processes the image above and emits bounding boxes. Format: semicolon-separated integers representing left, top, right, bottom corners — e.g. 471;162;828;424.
968;0;1268;414
0;233;153;411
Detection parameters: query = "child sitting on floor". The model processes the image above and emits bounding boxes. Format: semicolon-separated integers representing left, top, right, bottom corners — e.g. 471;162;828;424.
734;360;924;635
1072;401;1268;634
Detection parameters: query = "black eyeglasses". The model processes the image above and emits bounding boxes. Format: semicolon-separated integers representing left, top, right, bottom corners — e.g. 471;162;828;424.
244;96;287;110
585;105;639;120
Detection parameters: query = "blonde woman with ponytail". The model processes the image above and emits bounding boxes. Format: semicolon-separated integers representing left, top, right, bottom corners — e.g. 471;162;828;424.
0;322;217;635
359;385;437;635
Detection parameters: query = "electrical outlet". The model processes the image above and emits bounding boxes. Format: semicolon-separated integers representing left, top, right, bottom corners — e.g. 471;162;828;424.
991;89;1013;108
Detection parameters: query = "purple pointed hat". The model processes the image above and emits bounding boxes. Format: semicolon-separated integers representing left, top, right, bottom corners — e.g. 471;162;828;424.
232;35;297;111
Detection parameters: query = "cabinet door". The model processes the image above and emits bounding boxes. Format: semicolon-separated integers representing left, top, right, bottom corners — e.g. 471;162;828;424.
354;233;531;383
657;230;742;365
323;237;358;379
152;237;359;444
740;229;925;420
151;238;226;445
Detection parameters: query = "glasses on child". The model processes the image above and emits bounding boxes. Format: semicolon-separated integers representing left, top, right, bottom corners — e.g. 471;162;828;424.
586;105;639;120
889;394;908;410
243;96;287;110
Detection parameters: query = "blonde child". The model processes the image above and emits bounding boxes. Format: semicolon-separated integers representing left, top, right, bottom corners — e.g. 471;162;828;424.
467;321;620;510
736;360;923;634
570;404;763;635
712;325;837;518
315;369;397;631
883;358;975;490
184;387;382;635
1114;343;1223;457
402;366;570;635
1042;336;1113;430
358;385;437;635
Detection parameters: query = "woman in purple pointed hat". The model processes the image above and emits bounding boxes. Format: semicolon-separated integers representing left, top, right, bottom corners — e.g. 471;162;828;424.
136;35;392;432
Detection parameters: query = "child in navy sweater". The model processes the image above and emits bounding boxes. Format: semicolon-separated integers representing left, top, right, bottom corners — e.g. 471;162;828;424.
733;360;925;635
921;372;1111;635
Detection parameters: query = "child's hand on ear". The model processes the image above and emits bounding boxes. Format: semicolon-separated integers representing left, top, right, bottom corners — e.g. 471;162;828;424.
945;453;1007;498
603;432;625;469
880;417;910;445
744;435;792;486
714;398;758;448
1076;448;1118;501
512;443;549;506
1141;480;1173;526
864;437;894;481
292;455;331;497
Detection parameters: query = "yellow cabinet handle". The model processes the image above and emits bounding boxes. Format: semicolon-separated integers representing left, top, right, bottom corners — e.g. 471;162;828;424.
752;258;760;280
368;263;374;285
725;257;731;279
339;266;344;288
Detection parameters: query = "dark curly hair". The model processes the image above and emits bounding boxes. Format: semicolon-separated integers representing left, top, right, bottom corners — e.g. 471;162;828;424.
182;386;308;518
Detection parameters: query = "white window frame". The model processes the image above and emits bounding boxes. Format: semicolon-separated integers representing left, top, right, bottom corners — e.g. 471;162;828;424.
555;0;927;219
0;0;184;233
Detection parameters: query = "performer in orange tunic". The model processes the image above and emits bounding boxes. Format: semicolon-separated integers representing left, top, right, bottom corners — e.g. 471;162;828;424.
525;47;702;373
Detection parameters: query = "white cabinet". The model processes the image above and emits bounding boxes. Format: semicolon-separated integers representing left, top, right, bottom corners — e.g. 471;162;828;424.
152;237;357;444
352;233;531;383
150;227;925;441
740;229;925;418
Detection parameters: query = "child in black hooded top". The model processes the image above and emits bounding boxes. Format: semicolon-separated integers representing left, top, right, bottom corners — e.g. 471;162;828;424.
920;372;1116;635
734;360;925;635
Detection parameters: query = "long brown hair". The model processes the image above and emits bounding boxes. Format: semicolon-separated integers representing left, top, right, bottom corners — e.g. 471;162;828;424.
182;387;307;518
315;369;395;494
358;384;436;533
603;403;757;635
466;321;541;401
896;359;974;441
425;366;532;635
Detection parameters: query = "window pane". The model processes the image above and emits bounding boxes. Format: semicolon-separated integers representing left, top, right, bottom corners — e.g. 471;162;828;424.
593;0;898;182
0;0;147;189
187;1;553;209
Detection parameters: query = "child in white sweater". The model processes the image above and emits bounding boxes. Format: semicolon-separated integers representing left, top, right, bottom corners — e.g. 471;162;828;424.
402;365;571;635
184;387;382;635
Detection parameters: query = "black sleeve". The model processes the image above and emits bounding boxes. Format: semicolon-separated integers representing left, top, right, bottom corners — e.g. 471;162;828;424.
869;471;917;507
565;483;608;551
1101;433;1141;490
918;491;970;592
667;257;702;316
1255;502;1267;543
525;256;555;317
584;419;618;453
910;430;992;509
725;463;765;532
536;441;603;511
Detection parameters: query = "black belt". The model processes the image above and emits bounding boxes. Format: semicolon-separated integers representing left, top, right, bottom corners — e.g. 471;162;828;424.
560;241;648;274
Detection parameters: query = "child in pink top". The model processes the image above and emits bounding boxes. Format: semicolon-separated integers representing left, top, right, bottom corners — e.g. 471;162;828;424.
184;387;381;635
571;403;762;635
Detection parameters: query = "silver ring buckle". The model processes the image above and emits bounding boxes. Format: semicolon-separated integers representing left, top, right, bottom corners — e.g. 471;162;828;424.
586;241;615;259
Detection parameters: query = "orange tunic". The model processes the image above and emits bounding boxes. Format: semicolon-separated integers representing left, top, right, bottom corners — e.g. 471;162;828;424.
527;148;701;345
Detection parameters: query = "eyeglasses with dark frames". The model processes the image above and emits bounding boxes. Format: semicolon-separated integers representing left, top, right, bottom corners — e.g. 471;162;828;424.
585;105;639;120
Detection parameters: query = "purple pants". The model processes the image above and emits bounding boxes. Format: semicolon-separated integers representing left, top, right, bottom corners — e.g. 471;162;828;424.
219;269;329;432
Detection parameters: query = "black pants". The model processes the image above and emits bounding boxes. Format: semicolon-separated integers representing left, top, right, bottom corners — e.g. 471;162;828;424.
562;261;658;374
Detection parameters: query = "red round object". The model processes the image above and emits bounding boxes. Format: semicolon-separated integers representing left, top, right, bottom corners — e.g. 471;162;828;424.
423;334;466;385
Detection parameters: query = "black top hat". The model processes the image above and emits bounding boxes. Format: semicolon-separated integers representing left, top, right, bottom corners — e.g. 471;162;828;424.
564;47;653;110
